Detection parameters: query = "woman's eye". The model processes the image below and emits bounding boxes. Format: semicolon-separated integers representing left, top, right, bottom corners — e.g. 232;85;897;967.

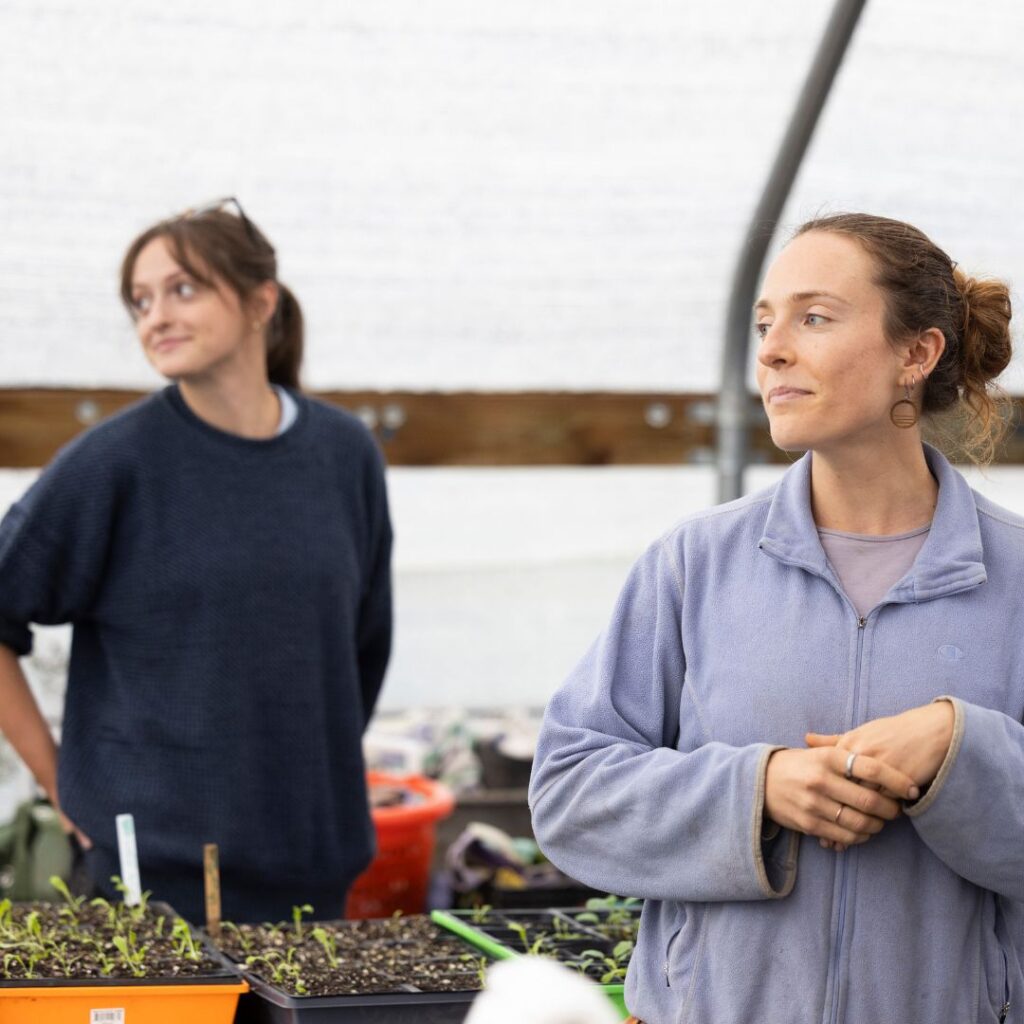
174;281;196;299
131;295;151;314
805;313;828;326
754;322;771;338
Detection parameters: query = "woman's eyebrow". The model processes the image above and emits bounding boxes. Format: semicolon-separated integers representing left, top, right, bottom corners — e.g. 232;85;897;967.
131;269;190;291
753;290;850;313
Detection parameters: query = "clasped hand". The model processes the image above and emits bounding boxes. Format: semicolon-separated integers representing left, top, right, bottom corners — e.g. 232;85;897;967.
764;702;954;851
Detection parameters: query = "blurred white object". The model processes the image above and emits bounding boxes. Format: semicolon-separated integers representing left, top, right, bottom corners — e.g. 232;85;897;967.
465;956;622;1024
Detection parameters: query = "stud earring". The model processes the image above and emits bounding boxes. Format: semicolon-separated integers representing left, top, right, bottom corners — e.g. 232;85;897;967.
890;375;919;428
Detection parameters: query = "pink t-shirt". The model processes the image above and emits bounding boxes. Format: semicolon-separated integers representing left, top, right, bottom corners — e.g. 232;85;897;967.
817;524;930;618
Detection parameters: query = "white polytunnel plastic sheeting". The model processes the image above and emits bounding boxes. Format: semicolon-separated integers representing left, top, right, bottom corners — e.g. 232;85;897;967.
1;0;1023;746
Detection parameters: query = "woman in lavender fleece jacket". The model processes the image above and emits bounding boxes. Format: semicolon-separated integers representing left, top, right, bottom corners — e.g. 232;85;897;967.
530;214;1022;1024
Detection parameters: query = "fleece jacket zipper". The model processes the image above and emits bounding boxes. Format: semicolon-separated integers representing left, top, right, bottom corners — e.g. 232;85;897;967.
827;612;867;1024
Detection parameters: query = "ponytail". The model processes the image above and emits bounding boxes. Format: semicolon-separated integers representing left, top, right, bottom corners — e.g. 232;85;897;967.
268;283;304;390
951;269;1013;465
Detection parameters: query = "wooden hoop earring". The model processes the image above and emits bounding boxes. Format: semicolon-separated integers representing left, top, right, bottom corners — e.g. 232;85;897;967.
890;378;919;428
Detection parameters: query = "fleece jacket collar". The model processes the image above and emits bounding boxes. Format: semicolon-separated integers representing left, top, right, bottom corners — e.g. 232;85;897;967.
758;444;987;604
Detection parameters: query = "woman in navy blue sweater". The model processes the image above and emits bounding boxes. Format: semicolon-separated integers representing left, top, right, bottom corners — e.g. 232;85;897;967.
0;199;393;922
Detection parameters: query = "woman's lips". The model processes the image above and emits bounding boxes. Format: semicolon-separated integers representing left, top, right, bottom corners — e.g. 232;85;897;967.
768;387;812;403
152;336;188;353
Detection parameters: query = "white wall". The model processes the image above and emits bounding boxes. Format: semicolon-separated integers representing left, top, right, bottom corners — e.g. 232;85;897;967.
2;0;1022;392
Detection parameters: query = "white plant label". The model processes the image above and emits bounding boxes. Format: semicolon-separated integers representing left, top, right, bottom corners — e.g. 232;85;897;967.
90;1010;125;1024
115;813;142;907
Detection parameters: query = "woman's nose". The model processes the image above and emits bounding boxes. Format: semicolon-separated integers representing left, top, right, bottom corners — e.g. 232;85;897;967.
756;323;793;368
141;293;171;329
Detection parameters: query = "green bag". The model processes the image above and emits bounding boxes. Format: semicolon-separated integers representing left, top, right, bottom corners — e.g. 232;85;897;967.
0;800;72;900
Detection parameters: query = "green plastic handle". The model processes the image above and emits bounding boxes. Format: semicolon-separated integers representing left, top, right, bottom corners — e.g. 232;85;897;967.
429;910;518;962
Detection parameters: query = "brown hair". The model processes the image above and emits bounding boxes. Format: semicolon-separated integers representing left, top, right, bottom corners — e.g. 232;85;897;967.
794;213;1014;465
120;204;303;389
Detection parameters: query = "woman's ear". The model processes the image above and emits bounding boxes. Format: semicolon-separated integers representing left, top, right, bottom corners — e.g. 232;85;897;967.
249;280;280;326
902;327;946;377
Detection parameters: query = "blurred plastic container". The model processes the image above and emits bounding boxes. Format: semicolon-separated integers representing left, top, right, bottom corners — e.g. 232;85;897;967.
345;773;455;919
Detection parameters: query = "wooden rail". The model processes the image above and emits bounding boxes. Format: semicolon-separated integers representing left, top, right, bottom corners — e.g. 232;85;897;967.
0;388;1020;468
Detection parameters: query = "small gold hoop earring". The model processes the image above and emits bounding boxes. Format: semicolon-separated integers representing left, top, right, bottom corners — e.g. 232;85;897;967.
890;380;919;428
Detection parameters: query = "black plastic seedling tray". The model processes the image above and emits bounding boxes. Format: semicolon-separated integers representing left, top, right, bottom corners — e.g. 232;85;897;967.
232;973;481;1024
430;906;641;1018
219;915;495;1024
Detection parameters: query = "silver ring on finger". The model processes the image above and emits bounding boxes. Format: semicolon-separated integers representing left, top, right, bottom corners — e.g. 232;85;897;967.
834;804;845;824
844;752;858;781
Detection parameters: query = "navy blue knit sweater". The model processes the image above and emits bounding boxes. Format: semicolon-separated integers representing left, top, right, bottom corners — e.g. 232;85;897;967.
0;386;392;921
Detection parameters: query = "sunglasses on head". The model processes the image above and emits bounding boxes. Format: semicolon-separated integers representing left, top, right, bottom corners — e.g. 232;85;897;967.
177;196;267;251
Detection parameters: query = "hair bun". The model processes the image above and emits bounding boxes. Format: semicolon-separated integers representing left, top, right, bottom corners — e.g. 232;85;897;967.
953;267;1013;384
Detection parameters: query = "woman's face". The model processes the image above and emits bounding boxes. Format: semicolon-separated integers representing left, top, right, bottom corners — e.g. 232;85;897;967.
754;230;908;455
129;235;258;383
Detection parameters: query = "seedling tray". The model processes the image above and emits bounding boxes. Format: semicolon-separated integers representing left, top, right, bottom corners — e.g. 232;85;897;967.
0;981;248;1024
232;972;482;1024
0;900;246;1024
217;914;496;1024
431;906;642;1019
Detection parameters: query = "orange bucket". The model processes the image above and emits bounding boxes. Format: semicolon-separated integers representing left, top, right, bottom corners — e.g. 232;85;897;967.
0;980;247;1024
346;773;455;919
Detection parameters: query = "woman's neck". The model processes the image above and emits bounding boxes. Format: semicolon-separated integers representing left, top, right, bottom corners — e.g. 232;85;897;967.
810;440;938;535
177;368;281;439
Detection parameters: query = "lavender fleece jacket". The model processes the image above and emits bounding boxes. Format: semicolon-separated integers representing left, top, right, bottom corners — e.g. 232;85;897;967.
530;446;1023;1024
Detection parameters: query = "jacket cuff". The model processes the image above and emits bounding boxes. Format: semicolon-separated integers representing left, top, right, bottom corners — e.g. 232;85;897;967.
0;617;33;657
753;744;799;898
904;697;963;818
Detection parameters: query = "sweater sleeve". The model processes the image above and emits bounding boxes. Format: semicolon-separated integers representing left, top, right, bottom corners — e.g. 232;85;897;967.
355;448;393;730
905;697;1024;900
0;447;118;656
529;535;798;903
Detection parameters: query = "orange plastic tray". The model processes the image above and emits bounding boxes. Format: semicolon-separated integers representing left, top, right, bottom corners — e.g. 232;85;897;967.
0;979;247;1024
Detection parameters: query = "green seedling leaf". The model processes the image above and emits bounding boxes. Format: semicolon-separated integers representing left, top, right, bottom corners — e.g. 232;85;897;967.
311;927;339;968
291;904;314;942
223;921;253;953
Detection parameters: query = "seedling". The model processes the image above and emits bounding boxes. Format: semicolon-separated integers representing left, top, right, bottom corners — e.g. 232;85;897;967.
506;919;531;953
574;938;634;983
170;917;203;962
22;909;43;942
469;903;492;924
89;896;120;932
311;926;339;968
49;876;87;921
222;921;253;954
112;932;148;978
2;954;24;977
457;950;491;986
577;895;641;939
111;875;151;923
246;948;307;992
291;903;314;942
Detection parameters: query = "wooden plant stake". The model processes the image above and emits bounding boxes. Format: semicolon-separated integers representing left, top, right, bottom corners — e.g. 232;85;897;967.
204;843;222;939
